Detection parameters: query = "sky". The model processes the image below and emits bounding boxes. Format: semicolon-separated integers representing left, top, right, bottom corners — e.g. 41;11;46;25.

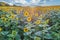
0;0;60;6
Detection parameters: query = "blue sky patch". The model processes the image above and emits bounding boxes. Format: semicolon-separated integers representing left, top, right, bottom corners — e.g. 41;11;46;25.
0;0;60;6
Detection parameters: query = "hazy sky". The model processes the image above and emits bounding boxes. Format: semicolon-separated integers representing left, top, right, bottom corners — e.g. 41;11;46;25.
0;0;60;6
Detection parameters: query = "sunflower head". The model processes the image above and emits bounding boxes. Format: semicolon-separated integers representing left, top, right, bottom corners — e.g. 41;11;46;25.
24;11;29;17
9;14;16;19
24;28;29;32
1;17;7;22
27;17;32;22
1;15;6;17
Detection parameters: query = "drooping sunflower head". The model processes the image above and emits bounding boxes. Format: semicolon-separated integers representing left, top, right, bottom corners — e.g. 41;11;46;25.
15;17;19;21
0;27;2;32
34;37;41;40
35;20;41;25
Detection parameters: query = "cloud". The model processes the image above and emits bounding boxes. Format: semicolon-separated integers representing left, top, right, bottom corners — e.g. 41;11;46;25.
14;0;53;6
43;0;46;3
30;0;41;4
14;0;41;6
0;0;54;6
8;3;13;6
14;0;29;4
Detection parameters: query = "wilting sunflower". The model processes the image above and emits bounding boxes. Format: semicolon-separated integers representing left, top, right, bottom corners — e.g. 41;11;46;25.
24;28;29;32
34;37;41;40
35;13;38;17
35;20;41;25
1;15;5;17
27;17;32;22
24;11;29;17
16;18;19;21
0;27;2;32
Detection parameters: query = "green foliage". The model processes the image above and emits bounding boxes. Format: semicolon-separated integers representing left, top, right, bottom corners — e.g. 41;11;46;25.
0;10;60;40
43;10;60;40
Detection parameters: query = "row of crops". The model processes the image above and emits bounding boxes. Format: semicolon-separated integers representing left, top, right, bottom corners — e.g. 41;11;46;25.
0;9;60;40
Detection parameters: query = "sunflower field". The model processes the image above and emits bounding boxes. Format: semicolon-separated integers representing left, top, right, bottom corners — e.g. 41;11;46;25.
0;9;60;40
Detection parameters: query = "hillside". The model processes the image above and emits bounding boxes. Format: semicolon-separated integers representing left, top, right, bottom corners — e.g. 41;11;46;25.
0;2;10;6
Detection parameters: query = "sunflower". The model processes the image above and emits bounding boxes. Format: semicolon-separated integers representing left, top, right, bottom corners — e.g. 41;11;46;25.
9;14;16;19
27;17;32;22
35;20;41;25
0;27;2;32
9;11;14;15
35;13;38;17
34;37;41;40
1;15;5;17
1;17;7;22
24;11;29;17
24;28;29;32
